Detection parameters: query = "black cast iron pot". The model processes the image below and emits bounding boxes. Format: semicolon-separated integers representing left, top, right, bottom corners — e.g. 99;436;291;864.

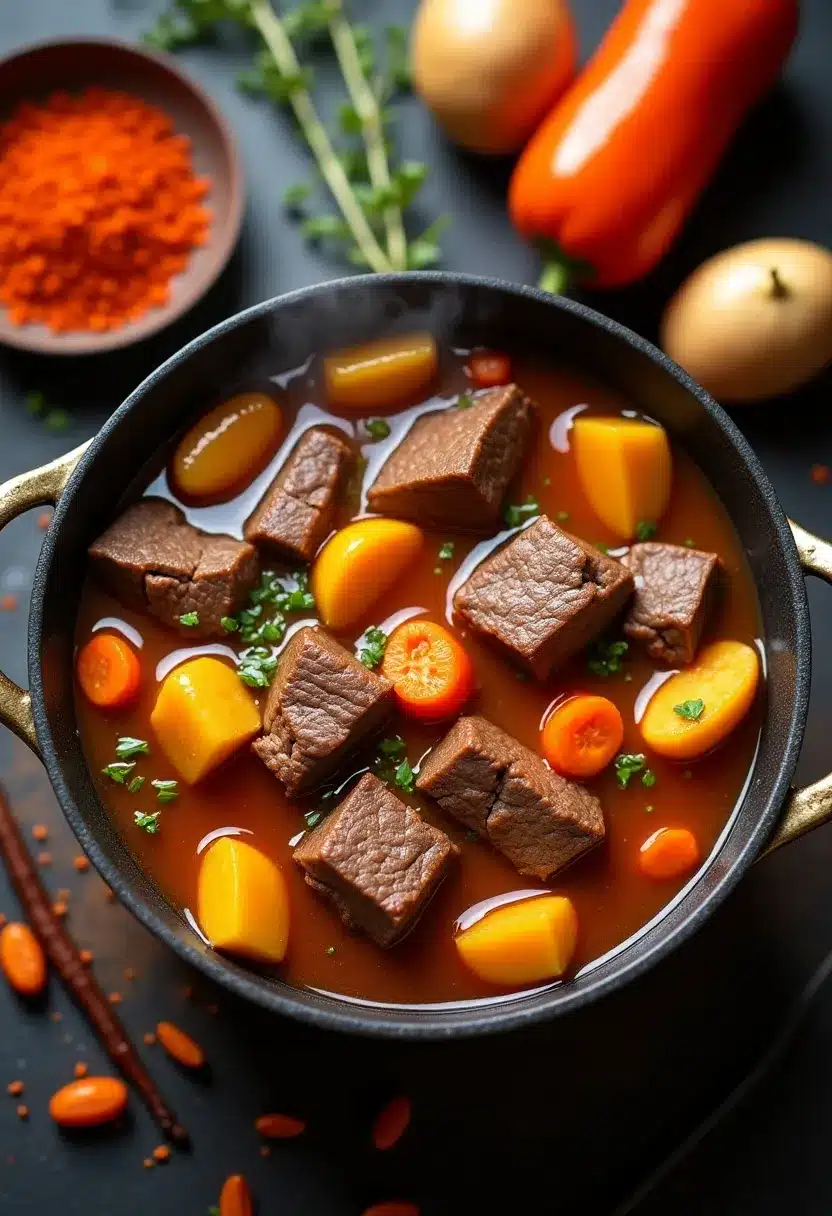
1;274;831;1039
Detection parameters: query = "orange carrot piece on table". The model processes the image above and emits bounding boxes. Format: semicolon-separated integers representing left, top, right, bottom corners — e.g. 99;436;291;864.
155;1021;205;1070
255;1112;307;1139
541;694;624;779
0;922;46;996
48;1077;128;1128
219;1174;253;1216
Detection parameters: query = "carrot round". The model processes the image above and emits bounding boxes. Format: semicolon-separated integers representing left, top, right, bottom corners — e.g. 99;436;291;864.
639;827;700;880
640;640;759;760
76;634;141;709
541;695;624;779
468;350;512;388
49;1076;128;1128
381;620;474;722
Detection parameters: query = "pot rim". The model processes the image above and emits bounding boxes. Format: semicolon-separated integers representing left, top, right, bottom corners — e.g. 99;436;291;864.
27;273;811;1038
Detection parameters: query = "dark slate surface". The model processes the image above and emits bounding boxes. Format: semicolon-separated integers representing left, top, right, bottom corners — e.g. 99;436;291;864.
0;1;831;1213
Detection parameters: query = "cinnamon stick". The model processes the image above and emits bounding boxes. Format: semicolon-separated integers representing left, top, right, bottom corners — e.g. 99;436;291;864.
0;784;188;1145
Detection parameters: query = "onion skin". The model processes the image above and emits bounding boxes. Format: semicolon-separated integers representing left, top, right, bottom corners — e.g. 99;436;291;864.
411;0;576;155
661;239;832;403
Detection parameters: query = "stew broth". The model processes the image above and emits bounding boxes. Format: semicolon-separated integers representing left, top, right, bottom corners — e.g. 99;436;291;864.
74;349;763;1005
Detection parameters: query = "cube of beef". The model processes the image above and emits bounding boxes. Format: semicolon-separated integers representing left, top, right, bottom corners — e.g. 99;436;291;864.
416;716;604;881
623;542;720;665
453;515;634;680
366;384;533;531
88;498;258;639
244;427;353;563
294;772;456;946
252;627;393;796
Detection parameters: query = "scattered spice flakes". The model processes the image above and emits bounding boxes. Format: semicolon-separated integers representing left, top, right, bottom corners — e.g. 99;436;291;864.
143;1032;157;1046
156;1020;205;1069
37;852;51;867
259;1145;272;1158
372;1095;412;1151
152;1145;171;1164
16;1105;28;1120
103;885;116;902
32;825;48;842
108;992;122;1005
143;1158;155;1170
72;856;89;873
52;901;68;919
79;949;93;966
0;913;6;929
7;1081;24;1097
810;463;831;484
123;967;136;983
255;1112;307;1140
56;888;71;903
37;511;53;530
50;1011;63;1023
74;1062;88;1079
0;594;18;612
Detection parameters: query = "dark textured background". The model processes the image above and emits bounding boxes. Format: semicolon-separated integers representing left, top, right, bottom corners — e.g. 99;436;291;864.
1;2;831;1213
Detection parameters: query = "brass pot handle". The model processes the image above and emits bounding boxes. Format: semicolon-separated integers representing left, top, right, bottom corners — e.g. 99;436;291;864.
0;443;90;755
764;520;832;855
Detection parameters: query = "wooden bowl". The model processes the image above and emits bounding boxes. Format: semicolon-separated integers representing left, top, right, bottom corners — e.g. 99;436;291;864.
0;37;245;355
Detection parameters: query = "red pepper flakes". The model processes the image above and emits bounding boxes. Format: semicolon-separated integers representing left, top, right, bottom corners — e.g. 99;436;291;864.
811;463;831;484
31;825;48;842
123;967;136;982
0;594;17;612
255;1113;307;1139
7;1081;24;1097
372;1096;412;1151
143;1158;155;1170
37;852;51;867
79;949;93;966
74;1062;88;1079
152;1145;171;1164
50;1011;63;1023
72;856;89;873
16;1105;28;1120
143;1032;157;1046
52;901;68;919
103;886;116;903
108;992;122;1005
56;888;71;903
37;512;53;530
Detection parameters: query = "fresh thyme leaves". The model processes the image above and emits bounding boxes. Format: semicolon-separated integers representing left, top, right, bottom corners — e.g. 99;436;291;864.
145;0;448;273
378;736;406;759
304;808;325;829
614;754;656;790
115;737;150;760
134;811;161;835
358;626;387;669
102;761;136;784
152;779;179;804
365;417;391;440
635;520;658;542
503;496;540;529
393;757;415;794
128;776;146;794
220;616;239;633
437;541;455;561
586;638;628;678
179;611;199;627
674;698;705;721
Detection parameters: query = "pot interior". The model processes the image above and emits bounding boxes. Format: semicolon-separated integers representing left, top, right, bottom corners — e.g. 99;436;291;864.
30;276;810;1036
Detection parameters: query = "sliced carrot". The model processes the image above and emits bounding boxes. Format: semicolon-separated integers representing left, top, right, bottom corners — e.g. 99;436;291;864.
255;1112;307;1139
76;634;141;709
219;1173;253;1216
639;827;700;880
381;620;474;722
155;1020;205;1069
468;350;512;388
640;640;759;760
541;695;624;779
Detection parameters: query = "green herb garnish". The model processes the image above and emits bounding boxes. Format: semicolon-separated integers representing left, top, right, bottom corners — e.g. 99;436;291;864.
325;945;336;956
238;646;279;688
556;510;569;522
365;418;391;441
25;390;46;416
457;392;473;410
674;699;705;721
642;769;657;788
304;809;324;829
437;541;455;561
635;520;658;542
102;761;136;784
134;811;161;835
152;779;179;804
595;542;610;555
115;737;150;760
614;753;646;790
684;538;695;548
282;181;312;209
220;616;239;633
503;496;540;529
645;804;655;814
378;736;406;759
587;639;628;678
358;626;387;669
45;409;70;432
179;611;199;627
128;776;145;794
394;757;415;794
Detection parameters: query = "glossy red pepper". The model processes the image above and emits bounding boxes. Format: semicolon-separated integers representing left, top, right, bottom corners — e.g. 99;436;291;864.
509;0;799;291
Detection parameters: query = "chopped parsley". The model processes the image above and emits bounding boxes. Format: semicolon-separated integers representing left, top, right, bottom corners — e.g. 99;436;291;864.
115;737;149;760
179;611;199;627
457;392;473;410
304;808;325;829
152;779;179;804
134;810;161;835
378;736;406;759
614;753;655;790
635;520;658;542
128;776;145;794
358;626;387;669
437;541;455;561
394;757;415;794
645;804;655;814
238;647;279;688
365;418;391;440
675;698;705;721
595;542;610;555
587;638;628;678
237;570;315;649
220;616;239;633
325;946;336;956
102;761;136;784
503;496;540;529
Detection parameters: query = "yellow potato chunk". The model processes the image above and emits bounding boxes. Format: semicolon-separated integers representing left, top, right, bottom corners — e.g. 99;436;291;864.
150;657;261;784
311;518;424;630
455;894;578;987
640;639;759;761
572;415;672;540
170;392;284;505
324;332;438;410
198;836;289;965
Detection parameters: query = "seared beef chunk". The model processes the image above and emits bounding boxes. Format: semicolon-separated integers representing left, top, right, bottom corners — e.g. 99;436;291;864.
366;384;533;531
294;772;456;946
623;542;720;665
244;427;353;563
453;515;634;679
88;498;257;639
252;627;393;796
417;716;604;880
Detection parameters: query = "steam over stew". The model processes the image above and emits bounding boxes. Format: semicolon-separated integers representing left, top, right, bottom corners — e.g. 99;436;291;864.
74;336;763;1004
